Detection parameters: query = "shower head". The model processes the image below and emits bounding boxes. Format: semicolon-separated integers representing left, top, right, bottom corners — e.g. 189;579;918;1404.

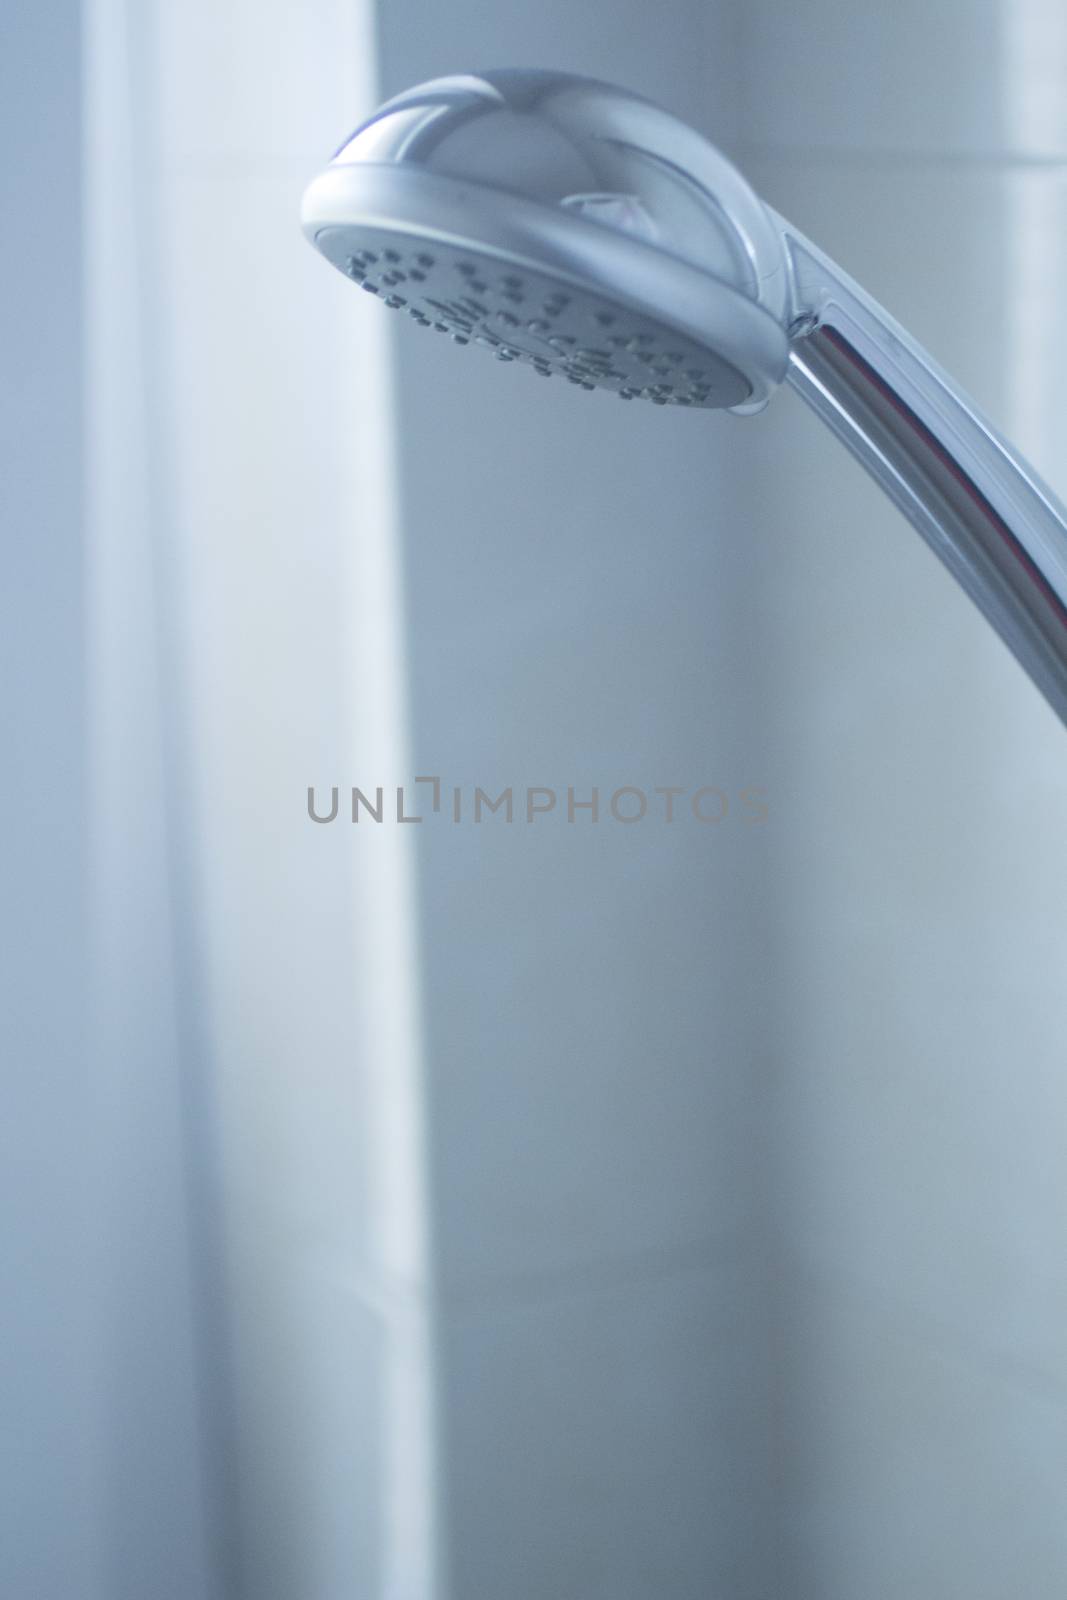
301;69;791;412
303;69;1067;726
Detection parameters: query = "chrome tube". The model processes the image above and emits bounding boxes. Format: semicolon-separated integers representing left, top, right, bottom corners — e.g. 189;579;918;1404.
781;222;1067;724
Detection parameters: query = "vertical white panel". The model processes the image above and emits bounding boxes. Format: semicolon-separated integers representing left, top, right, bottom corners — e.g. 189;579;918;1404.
85;0;443;1594
84;3;218;1593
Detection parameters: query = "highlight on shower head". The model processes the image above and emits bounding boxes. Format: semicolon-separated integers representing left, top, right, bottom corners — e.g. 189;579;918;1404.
303;69;1067;725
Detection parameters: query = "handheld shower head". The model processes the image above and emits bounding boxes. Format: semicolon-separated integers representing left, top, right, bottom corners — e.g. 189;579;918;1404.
302;69;791;411
303;69;1067;726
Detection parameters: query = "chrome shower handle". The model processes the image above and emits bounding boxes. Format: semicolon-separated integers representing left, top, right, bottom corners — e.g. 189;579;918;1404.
779;218;1067;723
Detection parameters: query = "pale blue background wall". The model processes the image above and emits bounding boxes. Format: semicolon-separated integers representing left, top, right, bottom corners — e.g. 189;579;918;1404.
1;8;99;1596
4;3;1067;1598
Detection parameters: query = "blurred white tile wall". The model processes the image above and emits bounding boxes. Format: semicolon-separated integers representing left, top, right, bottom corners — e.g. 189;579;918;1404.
377;6;778;1598
736;3;1067;1593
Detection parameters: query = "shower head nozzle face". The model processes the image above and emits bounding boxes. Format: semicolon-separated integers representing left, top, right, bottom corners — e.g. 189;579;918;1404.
302;70;792;412
314;224;750;407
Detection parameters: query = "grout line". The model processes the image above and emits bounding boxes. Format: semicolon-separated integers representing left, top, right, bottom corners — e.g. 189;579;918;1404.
437;1227;759;1316
784;1244;1067;1414
153;154;331;179
738;144;1067;173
